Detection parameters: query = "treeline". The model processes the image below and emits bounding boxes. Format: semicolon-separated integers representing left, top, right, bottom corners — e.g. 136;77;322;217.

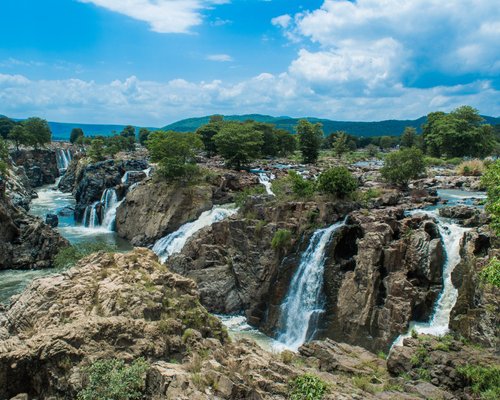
0;116;52;151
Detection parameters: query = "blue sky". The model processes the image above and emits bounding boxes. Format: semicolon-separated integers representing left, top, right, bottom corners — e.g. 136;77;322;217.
0;0;498;126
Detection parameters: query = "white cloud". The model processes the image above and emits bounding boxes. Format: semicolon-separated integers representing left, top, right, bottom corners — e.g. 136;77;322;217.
79;0;229;33
0;72;498;126
271;14;291;29
206;54;233;62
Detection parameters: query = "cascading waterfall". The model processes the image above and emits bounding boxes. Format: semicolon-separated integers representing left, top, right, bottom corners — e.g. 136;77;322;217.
56;148;72;172
257;172;275;196
152;204;238;263
276;218;346;350
121;171;131;184
392;211;468;347
100;188;122;230
83;202;100;228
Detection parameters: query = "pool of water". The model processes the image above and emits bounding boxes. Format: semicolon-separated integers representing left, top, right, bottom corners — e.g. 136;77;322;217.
437;189;486;206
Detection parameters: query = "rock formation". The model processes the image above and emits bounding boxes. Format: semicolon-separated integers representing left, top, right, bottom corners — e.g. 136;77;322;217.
10;149;59;188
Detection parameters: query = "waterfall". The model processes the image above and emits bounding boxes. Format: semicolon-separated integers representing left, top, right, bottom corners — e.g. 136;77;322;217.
143;167;152;177
276;219;346;350
393;213;468;347
100;188;122;231
83;202;100;228
121;171;131;184
56;148;72;172
258;172;275;196
152;204;238;263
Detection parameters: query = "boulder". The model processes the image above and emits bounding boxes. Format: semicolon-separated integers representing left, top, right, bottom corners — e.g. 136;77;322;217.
439;205;477;220
45;213;59;227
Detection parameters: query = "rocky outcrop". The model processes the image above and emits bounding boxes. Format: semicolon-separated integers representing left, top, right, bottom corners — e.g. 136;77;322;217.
10;149;59;188
0;192;68;270
450;229;499;348
439;205;490;227
116;172;260;246
388;335;499;399
0;249;227;399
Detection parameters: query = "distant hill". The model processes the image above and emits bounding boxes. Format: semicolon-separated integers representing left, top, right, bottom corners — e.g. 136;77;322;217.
163;114;500;137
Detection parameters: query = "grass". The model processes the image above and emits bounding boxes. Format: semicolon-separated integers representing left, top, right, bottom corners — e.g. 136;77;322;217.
289;374;328;400
54;242;117;269
479;257;500;288
457;364;500;400
271;229;292;250
456;159;486;176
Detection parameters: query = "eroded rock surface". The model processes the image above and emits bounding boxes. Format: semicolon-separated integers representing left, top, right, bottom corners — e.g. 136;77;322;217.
10;149;59;188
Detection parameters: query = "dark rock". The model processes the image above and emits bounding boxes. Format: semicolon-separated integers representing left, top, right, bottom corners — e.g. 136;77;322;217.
45;213;58;227
439;205;477;220
10;149;59;188
57;206;74;217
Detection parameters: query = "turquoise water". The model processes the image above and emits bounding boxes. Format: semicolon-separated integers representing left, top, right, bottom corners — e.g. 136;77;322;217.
0;181;131;304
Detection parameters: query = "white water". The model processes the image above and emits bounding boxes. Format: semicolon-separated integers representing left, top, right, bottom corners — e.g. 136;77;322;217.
258;172;275;196
83;201;100;228
56;148;72;172
152;204;238;263
392;210;469;347
100;188;122;230
276;219;346;350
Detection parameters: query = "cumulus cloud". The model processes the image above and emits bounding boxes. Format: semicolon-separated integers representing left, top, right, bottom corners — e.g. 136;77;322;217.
0;72;498;125
79;0;229;33
206;54;233;62
271;14;291;29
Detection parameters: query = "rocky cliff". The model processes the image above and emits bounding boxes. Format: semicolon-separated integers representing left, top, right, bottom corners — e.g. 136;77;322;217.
10;149;59;188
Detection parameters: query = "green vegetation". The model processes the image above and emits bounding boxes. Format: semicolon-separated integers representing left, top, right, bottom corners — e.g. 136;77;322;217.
271;229;292;250
289;374;328;400
0;137;8;177
333;131;350;158
400;126;420;148
120;125;136;139
196;115;224;157
288;170;316;198
213;122;263;169
317;167;358;198
479;257;500;288
234;185;266;207
147;130;202;181
481;160;500;235
70;128;84;144
423;106;495;158
456;159;485;176
138;128;151;145
7;117;52;151
297;119;323;164
77;358;148;400
54;242;117;269
0;116;16;139
380;147;426;188
457;364;500;400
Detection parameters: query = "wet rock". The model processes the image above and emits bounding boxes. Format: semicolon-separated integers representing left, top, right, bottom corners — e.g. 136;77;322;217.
45;213;59;227
10;149;59;188
439;205;477;220
57;206;74;216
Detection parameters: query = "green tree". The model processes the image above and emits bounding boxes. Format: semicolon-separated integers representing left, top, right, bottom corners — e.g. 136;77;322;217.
255;122;279;157
400;127;417;148
138;128;150;145
380;147;426;188
379;136;393;150
23;117;52;149
213;122;263;169
481;160;500;235
87;138;106;162
0;137;9;177
297;120;323;164
8;125;30;151
0;116;16;139
209;114;223;123
333;131;350;158
120;125;136;139
423;106;495;157
318;166;358;198
147;130;202;180
70;128;84;144
275;129;296;156
196;121;223;157
366;144;379;157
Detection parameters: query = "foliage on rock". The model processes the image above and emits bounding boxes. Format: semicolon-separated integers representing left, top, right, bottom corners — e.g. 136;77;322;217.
317;166;358;198
289;374;328;400
380;147;426;187
481;160;500;235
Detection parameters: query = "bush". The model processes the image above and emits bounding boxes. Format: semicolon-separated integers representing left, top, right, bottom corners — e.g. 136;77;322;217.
481;160;500;235
457;364;500;400
479;257;500;288
317;167;358;198
289;374;328;400
288;171;316;198
271;229;292;250
380;148;426;187
457;160;485;176
54;242;117;269
423;156;445;167
234;185;266;207
78;358;148;400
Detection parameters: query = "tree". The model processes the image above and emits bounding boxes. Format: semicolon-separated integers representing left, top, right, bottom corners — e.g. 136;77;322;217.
423;106;495;157
481;160;500;235
213;122;263;169
209;114;223;123
147;130;202;180
70;128;84;144
379;136;393;150
138;128;150;146
366;144;379;157
196;121;223;157
0;137;9;177
297;120;323;164
23;117;51;149
380;147;426;188
275;129;296;156
87;139;106;162
400;127;417;148
317;167;358;198
0;116;16;139
255;122;279;157
120;125;136;139
333;132;350;158
8;125;30;151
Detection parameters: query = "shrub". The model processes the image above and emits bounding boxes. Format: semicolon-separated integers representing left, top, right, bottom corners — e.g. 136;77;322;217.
289;374;328;400
481;160;500;235
479;257;500;288
77;358;148;400
457;160;485;176
317;167;358;198
423;156;445;167
54;242;117;269
380;148;426;188
271;229;292;250
234;185;266;207
457;364;500;400
289;170;316;198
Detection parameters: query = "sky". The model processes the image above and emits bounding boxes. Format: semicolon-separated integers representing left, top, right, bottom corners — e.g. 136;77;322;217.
0;0;499;126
